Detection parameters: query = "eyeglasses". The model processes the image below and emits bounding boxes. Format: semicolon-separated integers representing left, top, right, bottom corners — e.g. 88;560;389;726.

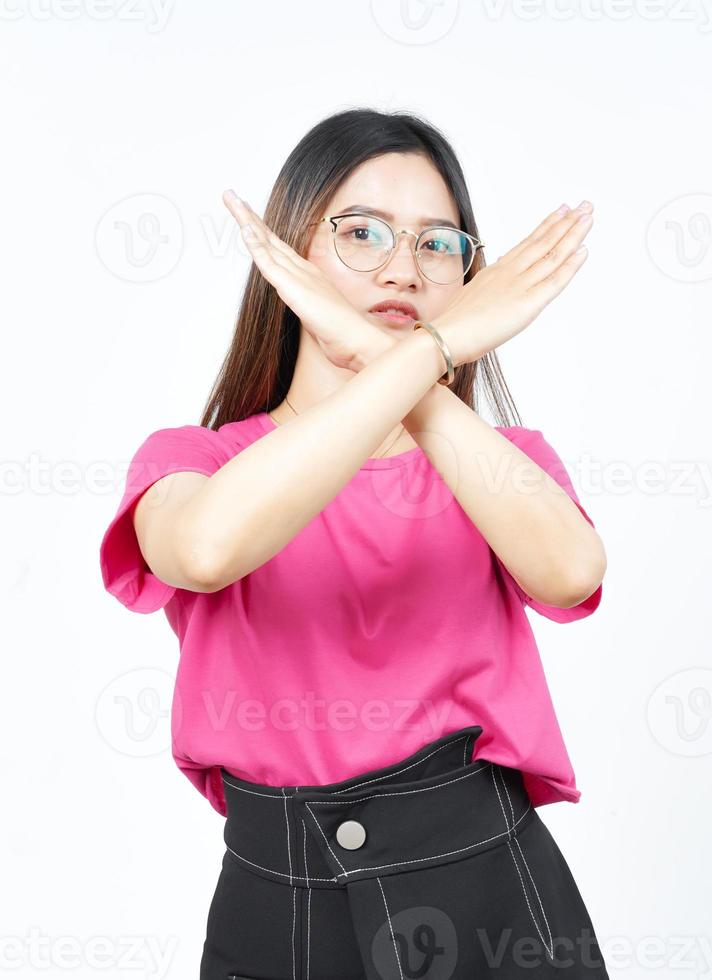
307;212;484;285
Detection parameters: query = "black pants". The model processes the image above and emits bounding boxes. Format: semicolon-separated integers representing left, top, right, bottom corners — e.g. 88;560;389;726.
200;724;609;979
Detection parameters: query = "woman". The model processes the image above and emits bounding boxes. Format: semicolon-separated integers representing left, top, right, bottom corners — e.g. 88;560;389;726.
99;107;608;979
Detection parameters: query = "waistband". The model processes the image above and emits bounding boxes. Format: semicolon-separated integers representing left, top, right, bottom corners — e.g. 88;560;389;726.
220;724;535;890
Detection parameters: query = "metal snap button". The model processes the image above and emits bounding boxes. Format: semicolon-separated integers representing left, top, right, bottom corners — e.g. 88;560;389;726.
335;819;367;850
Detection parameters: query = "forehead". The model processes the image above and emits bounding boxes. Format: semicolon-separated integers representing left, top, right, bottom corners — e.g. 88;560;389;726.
326;152;460;226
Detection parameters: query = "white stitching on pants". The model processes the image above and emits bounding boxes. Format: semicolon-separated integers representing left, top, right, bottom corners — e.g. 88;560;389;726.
224;803;532;883
507;842;554;960
329;733;472;794
499;765;516;828
282;787;294;886
224;843;337;883
302;819;311;980
223;779;296;798
220;733;474;802
512;834;554;960
223;762;529;881
301;818;310;889
336;801;532;878
304;802;348;876
291;886;296;980
463;733;471;767
377;876;404;980
492;766;554;960
220;734;473;800
308;760;492;806
497;767;554;960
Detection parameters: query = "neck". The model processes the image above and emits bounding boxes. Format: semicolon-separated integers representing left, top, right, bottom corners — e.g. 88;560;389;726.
271;327;416;456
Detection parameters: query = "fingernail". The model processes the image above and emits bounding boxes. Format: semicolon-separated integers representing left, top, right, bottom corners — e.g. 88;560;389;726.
556;203;570;215
225;189;242;204
575;200;593;212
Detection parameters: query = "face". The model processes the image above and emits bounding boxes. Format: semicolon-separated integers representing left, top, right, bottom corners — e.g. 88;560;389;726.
305;152;466;339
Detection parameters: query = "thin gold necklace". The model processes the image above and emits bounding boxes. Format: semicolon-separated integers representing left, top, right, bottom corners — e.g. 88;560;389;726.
269;394;406;459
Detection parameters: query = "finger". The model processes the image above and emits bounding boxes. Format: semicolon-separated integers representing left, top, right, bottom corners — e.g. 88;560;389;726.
505;208;581;269
222;194;295;273
496;204;572;266
224;191;310;267
511;207;593;278
524;243;589;311
223;190;255;231
234;215;292;276
223;192;272;251
519;211;593;289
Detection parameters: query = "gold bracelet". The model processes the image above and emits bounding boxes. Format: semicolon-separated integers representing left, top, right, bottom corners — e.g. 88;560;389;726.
412;320;455;386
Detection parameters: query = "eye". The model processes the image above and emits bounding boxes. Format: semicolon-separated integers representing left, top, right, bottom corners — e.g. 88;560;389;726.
421;234;454;254
335;216;390;247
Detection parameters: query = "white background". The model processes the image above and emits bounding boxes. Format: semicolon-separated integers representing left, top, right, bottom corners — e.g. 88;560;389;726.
2;1;711;977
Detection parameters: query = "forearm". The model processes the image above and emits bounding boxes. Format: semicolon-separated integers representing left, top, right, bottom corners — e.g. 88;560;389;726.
180;327;446;588
400;380;606;608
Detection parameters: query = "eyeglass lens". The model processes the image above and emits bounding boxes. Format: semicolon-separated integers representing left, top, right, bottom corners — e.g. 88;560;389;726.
333;215;474;284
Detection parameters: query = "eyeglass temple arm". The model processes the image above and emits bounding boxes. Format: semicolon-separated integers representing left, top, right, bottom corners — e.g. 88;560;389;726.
308;215;485;247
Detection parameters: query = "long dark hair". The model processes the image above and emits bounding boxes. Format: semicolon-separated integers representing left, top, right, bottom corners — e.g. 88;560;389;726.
200;107;522;430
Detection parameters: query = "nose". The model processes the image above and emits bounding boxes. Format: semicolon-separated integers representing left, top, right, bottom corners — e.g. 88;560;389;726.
376;230;422;287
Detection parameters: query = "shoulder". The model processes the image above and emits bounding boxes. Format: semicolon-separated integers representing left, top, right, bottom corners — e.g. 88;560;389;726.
494;424;544;445
493;424;551;458
493;425;579;495
127;424;233;475
131;413;267;466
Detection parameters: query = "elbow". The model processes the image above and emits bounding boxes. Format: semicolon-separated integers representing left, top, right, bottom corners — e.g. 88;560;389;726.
555;548;607;610
174;546;224;593
522;544;607;610
174;521;241;594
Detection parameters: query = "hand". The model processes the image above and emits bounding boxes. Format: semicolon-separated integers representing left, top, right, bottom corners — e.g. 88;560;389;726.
432;202;594;366
223;190;385;373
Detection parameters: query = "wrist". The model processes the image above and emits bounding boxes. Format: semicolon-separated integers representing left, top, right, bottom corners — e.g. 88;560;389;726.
428;316;466;369
430;314;491;367
350;329;398;372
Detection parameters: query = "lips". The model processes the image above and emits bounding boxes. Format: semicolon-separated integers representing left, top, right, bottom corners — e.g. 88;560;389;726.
368;299;420;321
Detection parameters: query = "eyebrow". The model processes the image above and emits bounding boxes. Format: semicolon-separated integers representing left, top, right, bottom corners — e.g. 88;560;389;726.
334;204;460;230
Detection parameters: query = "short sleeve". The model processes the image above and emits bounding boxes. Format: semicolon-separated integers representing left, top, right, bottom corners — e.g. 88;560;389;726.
99;425;231;614
494;426;603;624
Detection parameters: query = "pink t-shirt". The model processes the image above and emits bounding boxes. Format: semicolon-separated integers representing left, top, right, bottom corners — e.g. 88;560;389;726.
99;412;602;815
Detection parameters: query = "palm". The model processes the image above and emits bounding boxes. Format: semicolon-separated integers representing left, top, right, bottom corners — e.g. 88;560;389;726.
222;191;382;371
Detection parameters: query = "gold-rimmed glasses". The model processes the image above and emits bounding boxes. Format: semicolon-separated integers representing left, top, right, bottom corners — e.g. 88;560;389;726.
307;212;484;285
